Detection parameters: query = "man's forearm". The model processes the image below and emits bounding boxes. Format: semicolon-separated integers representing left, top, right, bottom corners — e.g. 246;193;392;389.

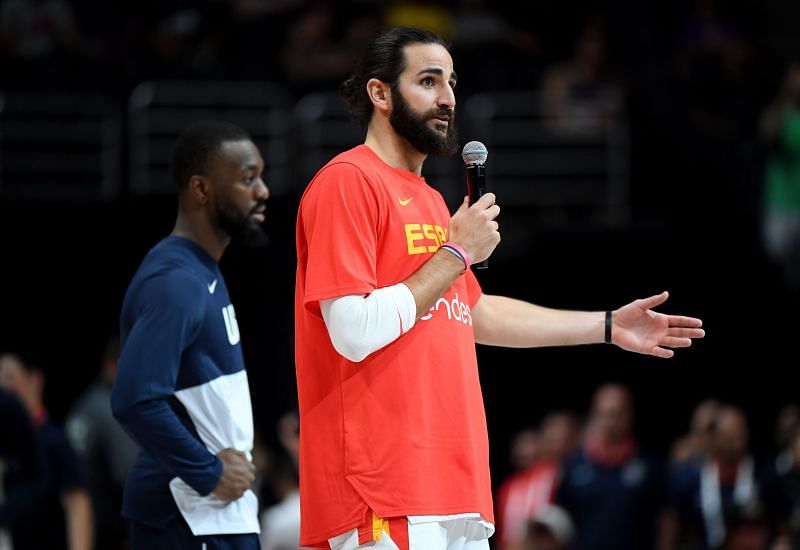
112;398;222;495
403;248;467;318
472;294;605;347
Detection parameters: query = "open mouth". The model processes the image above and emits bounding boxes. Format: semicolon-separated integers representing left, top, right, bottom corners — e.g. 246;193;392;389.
250;206;266;222
431;117;450;132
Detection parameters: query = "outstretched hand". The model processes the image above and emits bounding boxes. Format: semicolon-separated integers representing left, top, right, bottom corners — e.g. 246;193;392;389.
611;291;704;358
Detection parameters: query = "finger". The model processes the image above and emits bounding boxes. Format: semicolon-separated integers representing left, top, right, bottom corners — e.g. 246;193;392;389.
473;192;496;208
484;204;501;220
636;291;669;310
650;346;675;359
453;196;469;217
661;336;693;348
667;327;705;338
668;315;703;328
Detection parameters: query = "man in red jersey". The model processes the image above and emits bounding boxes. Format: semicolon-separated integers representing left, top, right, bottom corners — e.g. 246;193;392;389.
294;27;705;550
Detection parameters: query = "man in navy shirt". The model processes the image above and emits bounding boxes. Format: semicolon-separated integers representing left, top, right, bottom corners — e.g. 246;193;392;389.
111;121;270;549
555;384;665;550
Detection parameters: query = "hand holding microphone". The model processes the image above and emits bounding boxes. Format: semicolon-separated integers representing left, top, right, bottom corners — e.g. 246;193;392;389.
448;141;500;268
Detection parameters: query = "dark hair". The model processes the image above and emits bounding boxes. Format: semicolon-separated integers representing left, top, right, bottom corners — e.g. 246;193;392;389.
171;121;251;190
339;27;449;126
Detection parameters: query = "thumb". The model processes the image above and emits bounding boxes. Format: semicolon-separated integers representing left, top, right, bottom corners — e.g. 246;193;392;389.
636;291;669;310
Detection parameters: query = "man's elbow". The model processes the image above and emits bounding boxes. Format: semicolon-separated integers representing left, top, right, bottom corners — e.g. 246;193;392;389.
330;335;370;363
110;390;134;424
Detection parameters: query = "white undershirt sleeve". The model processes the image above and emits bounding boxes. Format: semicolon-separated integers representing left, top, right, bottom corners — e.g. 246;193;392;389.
320;283;417;363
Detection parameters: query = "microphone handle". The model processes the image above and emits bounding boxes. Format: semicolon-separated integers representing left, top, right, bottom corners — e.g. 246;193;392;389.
466;164;488;270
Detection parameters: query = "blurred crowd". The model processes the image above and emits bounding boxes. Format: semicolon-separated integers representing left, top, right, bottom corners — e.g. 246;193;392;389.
493;386;800;550
4;347;800;550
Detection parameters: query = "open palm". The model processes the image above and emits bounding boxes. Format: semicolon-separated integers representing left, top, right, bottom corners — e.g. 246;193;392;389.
612;291;704;358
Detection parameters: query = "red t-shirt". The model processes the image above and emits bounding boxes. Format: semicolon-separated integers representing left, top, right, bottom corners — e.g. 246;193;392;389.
294;145;493;546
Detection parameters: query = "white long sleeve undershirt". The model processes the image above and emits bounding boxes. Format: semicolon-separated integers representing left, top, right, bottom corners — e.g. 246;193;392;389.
320;283;417;362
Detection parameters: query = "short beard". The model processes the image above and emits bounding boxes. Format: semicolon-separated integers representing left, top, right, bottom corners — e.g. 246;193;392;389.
216;199;268;247
389;84;459;157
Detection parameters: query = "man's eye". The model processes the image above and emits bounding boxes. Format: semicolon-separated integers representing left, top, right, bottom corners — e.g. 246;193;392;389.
421;77;434;86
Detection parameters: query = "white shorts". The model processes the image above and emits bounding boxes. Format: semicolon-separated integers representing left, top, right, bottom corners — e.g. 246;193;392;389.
328;512;492;550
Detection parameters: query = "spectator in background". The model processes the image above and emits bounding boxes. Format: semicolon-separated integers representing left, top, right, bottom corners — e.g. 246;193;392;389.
0;353;93;550
763;426;800;549
775;403;800;455
0;0;95;89
555;384;665;550
760;404;800;549
0;387;48;550
759;61;800;293
509;429;542;472
449;0;540;92
516;504;575;550
670;398;722;465
383;0;452;40
66;335;139;550
279;1;379;95
666;405;765;549
260;411;301;550
495;412;580;550
540;16;623;136
674;0;754;143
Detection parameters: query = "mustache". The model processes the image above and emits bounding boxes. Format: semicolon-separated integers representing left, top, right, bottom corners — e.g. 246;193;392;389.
428;108;454;122
249;199;267;216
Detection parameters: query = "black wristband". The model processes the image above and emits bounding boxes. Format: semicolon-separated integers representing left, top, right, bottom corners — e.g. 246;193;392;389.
604;310;613;344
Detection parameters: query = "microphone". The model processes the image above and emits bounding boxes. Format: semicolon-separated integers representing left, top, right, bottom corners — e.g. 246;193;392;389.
462;141;489;270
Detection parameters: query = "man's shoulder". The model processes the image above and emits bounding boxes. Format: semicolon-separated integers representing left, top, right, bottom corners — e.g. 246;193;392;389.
300;145;387;209
315;145;387;183
133;239;208;287
124;249;208;316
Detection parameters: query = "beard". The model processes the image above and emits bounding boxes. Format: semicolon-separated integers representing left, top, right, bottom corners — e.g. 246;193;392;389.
389;85;459;157
216;198;269;247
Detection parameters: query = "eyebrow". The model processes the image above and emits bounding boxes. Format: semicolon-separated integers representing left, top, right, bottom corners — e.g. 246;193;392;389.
239;162;262;173
416;67;458;83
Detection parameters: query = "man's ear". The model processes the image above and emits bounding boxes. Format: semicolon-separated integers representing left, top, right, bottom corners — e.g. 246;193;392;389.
188;175;211;205
366;78;391;114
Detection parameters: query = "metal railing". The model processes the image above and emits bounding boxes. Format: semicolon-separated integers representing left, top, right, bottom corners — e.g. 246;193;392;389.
0;91;121;202
128;80;292;195
1;83;631;232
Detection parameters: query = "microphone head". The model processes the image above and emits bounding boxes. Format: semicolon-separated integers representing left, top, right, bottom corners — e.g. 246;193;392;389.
462;141;488;166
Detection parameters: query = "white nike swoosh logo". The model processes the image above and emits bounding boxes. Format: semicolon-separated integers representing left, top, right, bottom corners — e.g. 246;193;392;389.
208;280;217;294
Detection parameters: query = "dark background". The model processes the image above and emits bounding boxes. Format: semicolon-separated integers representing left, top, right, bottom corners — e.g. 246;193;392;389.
2;0;799;487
